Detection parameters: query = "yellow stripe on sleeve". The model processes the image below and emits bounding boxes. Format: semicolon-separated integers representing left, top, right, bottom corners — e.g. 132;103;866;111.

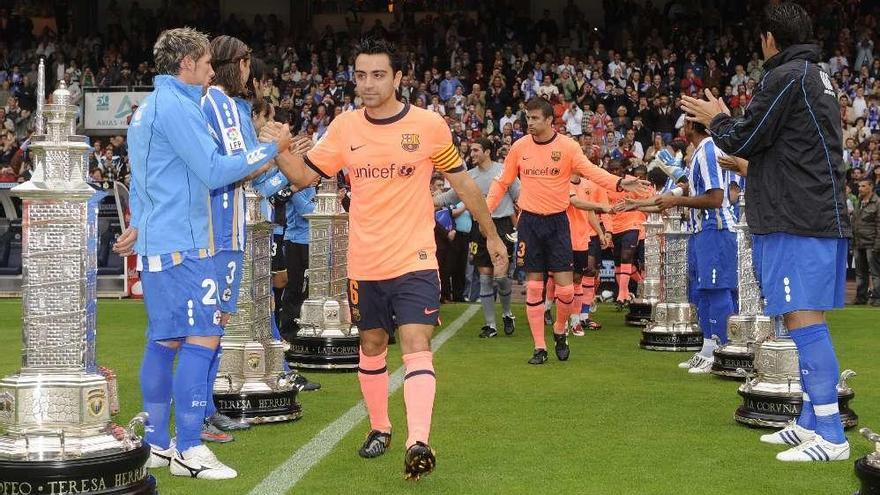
431;144;461;171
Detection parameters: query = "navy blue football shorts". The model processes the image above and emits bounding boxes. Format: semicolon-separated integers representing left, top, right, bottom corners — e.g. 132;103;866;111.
516;210;573;274
348;269;441;335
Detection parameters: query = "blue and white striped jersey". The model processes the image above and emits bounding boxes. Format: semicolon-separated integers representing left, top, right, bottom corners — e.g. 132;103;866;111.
688;136;736;232
202;86;247;253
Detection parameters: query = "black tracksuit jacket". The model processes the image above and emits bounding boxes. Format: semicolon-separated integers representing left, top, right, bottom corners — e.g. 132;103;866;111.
710;44;852;239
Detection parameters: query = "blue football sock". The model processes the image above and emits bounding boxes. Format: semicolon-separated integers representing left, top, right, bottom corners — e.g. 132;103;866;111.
797;392;817;431
580;303;590;316
140;341;178;449
790;323;845;444
204;347;221;418
694;291;712;340
704;289;735;345
174;342;216;452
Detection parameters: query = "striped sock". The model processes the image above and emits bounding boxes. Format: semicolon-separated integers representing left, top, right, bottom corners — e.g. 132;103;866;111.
402;351;435;448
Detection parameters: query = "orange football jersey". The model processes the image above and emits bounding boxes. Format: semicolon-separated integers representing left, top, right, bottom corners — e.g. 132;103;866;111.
304;103;463;280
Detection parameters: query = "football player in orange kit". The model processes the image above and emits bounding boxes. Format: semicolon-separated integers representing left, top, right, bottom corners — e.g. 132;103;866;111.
486;97;647;364
270;38;508;480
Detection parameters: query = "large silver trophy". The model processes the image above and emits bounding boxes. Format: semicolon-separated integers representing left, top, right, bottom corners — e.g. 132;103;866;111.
734;318;858;428
640;207;702;351
856;427;880;495
0;66;155;494
712;192;774;377
213;185;302;424
286;180;359;370
625;211;662;326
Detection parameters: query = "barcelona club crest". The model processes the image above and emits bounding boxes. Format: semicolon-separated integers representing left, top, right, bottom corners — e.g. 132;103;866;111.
401;133;420;152
551;151;562;162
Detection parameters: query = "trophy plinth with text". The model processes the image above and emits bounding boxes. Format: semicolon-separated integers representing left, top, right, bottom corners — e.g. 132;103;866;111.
712;192;774;377
856;428;880;495
213;186;302;424
734;320;858;429
0;67;155;494
626;212;662;326
640;208;702;351
286;180;359;370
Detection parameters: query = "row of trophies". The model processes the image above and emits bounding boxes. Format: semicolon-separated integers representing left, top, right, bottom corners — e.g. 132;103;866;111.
0;63;875;494
626;189;877;493
0;62;365;494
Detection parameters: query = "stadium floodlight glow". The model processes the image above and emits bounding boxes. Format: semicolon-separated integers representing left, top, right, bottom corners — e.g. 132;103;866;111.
0;69;156;494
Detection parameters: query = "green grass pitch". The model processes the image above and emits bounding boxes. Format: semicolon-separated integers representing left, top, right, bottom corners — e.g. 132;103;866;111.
0;299;876;494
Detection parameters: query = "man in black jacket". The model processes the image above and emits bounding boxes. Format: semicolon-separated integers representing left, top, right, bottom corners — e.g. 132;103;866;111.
682;2;851;463
852;179;880;306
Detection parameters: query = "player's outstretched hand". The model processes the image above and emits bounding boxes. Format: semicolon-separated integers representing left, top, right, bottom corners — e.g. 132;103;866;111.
486;235;509;279
601;232;613;250
289;134;314;156
112;227;138;256
619;177;651;194
258;121;280;143
274;123;292;152
653;194;679;211
612;199;630;213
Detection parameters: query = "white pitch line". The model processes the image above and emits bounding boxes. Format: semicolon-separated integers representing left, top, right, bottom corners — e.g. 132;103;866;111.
249;304;480;495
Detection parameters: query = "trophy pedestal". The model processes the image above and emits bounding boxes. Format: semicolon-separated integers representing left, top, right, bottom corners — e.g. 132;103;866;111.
626;279;659;327
734;387;858;429
213;388;302;424
856;456;880;495
625;301;655;327
286;333;360;370
214;340;301;425
712;315;774;378
0;444;155;494
639;303;702;351
711;344;754;378
856;457;880;495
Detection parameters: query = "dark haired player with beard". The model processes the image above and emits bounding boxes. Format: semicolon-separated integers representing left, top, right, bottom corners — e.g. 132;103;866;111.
486;97;647;365
272;38;508;480
683;2;852;462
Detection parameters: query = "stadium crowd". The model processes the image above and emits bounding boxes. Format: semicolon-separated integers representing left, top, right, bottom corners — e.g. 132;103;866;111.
0;0;879;302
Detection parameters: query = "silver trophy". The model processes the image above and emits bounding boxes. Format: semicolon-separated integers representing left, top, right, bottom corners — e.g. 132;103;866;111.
856;427;880;495
213;185;302;424
0;71;155;493
625;211;663;326
287;179;359;370
640;207;702;351
735;318;858;428
712;191;774;377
